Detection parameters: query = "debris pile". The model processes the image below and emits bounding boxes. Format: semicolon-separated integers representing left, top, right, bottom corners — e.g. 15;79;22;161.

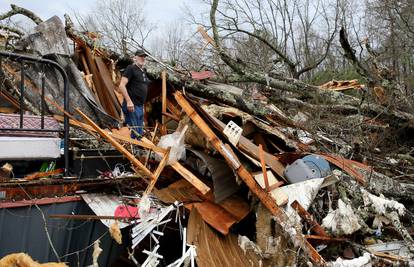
0;7;414;267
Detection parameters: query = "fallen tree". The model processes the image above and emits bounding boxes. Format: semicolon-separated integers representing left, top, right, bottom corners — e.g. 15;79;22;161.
207;0;414;130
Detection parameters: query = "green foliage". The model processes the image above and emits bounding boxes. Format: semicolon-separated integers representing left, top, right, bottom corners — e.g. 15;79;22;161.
309;67;367;86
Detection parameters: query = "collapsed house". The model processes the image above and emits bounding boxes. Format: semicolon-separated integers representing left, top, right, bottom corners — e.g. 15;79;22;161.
1;10;414;267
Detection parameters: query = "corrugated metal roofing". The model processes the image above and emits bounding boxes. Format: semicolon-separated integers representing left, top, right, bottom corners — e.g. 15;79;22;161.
0;200;126;266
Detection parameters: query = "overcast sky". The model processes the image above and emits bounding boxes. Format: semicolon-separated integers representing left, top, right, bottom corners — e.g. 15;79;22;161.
0;0;206;27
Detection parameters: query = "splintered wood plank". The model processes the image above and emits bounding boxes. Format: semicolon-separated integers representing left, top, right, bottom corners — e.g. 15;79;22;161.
95;57;122;114
83;45;120;119
76;108;154;178
253;171;288;206
0;90;20;109
174;91;325;266
144;148;170;196
141;137;211;195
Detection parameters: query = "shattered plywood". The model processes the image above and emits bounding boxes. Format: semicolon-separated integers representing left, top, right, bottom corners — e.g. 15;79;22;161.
154;179;203;204
187;209;263;267
319;79;365;91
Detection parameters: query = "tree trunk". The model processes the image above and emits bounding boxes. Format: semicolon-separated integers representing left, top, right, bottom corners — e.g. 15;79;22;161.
145;66;414;130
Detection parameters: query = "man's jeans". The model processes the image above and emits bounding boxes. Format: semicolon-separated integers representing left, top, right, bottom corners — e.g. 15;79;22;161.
122;101;144;139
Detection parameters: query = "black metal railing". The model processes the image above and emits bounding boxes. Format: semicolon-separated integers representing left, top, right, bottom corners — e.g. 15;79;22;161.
0;51;70;176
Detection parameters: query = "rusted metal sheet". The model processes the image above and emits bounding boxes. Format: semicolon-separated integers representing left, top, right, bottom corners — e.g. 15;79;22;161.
0;177;142;201
187;208;263;267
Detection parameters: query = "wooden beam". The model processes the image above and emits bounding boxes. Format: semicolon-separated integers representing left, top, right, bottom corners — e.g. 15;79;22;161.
83;45;120;119
75;108;154;179
0;90;20;109
267;181;284;191
50;214;136;221
161;70;168;135
79;52;91;75
291;200;329;237
305;235;347;242
106;130;167;154
144;148;170;196
254;133;269;152
197;26;216;48
210;115;287;181
253;171;288;206
162;112;180;122
166;99;181;118
161;71;167;116
54;115;166;154
174;91;325;266
141;137;211;195
259;144;270;191
144;122;159;167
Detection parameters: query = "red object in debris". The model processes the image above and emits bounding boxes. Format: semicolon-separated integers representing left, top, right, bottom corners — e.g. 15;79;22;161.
190;70;215;80
114;205;140;218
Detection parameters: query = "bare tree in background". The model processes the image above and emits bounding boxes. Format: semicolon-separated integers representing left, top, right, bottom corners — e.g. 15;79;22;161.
73;0;155;55
205;0;339;79
364;0;414;87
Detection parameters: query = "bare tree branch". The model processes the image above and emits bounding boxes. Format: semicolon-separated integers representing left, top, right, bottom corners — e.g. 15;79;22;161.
0;24;24;36
0;4;43;25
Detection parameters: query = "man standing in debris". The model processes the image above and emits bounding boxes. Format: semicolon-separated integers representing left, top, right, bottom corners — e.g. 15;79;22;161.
117;49;150;139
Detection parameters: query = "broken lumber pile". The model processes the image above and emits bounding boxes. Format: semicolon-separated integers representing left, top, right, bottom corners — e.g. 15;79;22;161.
1;7;414;267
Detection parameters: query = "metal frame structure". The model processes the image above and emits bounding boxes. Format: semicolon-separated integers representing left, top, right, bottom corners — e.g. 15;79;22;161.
0;51;70;176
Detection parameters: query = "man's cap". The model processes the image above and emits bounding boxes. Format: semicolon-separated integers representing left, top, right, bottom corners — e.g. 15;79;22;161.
134;49;148;57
